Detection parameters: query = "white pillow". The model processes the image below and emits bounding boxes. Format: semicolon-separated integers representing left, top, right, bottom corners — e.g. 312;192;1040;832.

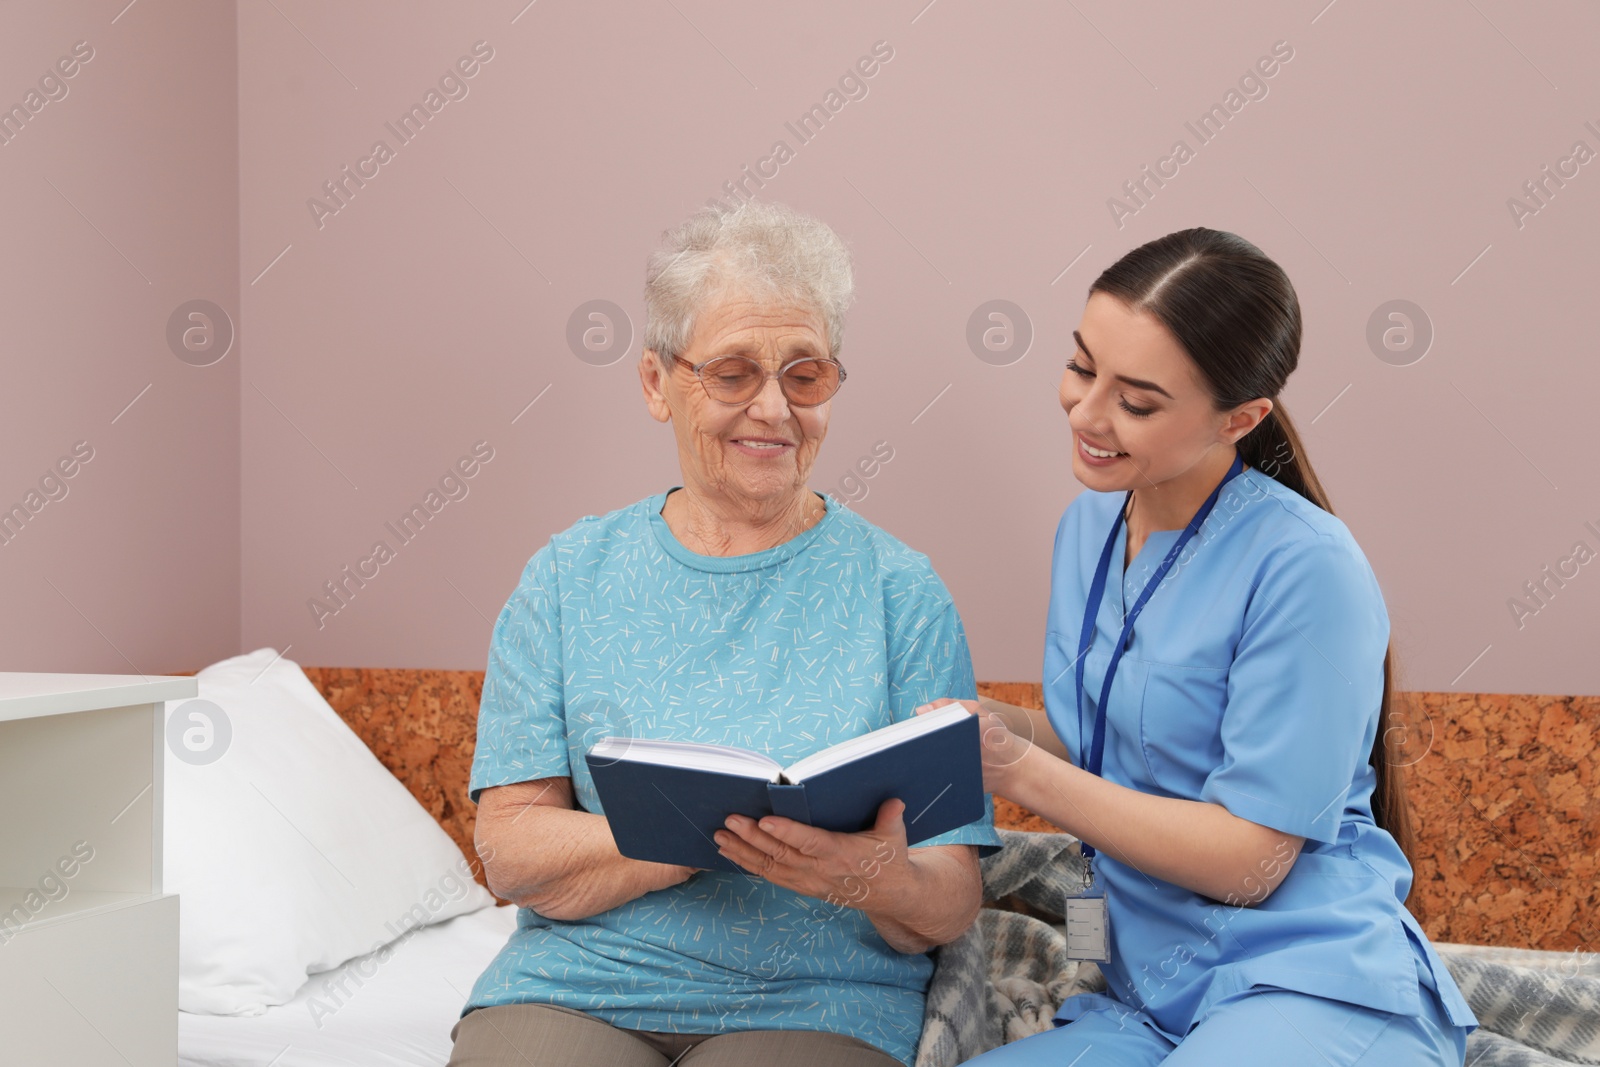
163;648;494;1015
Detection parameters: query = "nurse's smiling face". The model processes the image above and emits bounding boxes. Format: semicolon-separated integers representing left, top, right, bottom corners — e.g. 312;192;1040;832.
1059;292;1270;512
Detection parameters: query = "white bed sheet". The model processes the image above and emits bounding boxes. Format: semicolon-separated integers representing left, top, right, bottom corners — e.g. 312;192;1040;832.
179;904;519;1067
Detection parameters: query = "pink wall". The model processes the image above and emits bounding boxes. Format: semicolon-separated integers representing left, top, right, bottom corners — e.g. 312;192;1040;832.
0;0;238;674
5;1;1598;695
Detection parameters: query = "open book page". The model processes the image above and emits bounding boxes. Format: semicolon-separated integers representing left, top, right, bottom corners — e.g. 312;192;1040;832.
781;703;971;783
586;737;784;782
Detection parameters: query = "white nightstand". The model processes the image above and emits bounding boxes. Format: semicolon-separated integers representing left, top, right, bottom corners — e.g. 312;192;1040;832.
0;672;197;1066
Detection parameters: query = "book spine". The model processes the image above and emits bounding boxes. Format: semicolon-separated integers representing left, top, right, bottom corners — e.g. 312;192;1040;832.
767;783;813;826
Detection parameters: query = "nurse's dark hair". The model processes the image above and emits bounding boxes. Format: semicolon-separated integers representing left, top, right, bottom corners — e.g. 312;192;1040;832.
1087;226;1416;868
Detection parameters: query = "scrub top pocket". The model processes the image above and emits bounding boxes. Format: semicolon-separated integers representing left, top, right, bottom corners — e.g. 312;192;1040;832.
1138;659;1230;797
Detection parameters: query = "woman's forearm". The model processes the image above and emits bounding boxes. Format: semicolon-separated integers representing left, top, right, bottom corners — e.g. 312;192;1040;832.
999;746;1301;905
977;696;1073;763
477;783;692;921
860;844;983;954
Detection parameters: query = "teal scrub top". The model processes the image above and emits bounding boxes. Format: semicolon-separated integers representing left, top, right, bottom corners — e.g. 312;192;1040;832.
1043;465;1477;1040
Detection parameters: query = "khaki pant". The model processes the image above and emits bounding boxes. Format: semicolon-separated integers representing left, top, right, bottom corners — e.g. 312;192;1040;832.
447;1003;904;1067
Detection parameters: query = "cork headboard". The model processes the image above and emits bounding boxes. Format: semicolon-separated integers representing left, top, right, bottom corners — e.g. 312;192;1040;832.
298;668;1597;953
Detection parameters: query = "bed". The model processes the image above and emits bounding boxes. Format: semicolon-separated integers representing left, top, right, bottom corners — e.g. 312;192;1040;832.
179;906;518;1067
166;653;1600;1067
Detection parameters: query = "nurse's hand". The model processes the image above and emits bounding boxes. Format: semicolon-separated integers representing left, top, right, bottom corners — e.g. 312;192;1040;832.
916;697;1033;795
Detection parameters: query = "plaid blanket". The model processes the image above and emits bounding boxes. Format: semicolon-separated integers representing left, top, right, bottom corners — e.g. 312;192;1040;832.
916;831;1600;1066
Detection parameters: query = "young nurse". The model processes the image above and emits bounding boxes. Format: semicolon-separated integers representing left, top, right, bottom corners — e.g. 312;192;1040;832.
921;228;1478;1065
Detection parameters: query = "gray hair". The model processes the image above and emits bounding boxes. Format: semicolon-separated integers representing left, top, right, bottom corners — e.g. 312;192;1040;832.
643;200;854;370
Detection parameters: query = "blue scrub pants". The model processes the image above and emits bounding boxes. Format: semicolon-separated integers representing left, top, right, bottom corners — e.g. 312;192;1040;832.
963;973;1467;1066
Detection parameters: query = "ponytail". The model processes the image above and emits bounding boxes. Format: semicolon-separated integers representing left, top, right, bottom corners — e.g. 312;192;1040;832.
1237;407;1328;512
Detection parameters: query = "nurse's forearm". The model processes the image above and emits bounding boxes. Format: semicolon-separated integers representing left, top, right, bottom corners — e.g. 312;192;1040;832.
976;697;1073;763
1002;746;1301;905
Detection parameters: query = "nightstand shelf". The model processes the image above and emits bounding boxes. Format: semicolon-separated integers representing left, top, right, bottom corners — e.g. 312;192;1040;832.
0;672;197;1067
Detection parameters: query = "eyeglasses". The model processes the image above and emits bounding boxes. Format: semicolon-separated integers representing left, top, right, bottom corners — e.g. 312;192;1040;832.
670;353;846;407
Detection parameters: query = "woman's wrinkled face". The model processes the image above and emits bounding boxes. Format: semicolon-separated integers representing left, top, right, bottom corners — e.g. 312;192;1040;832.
1058;291;1234;493
643;290;831;509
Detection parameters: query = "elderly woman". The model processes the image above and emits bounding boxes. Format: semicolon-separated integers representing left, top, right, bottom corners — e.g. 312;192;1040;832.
447;200;1001;1067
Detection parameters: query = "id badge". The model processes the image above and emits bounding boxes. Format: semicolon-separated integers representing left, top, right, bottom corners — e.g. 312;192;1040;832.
1064;870;1110;963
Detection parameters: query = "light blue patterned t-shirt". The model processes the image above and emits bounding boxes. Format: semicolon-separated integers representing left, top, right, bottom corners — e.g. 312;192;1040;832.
465;488;1002;1066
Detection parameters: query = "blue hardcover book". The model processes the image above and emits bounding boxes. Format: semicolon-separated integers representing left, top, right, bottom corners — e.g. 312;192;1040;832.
585;706;983;872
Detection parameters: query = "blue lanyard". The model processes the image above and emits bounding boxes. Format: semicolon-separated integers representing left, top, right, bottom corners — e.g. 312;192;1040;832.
1074;452;1244;861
